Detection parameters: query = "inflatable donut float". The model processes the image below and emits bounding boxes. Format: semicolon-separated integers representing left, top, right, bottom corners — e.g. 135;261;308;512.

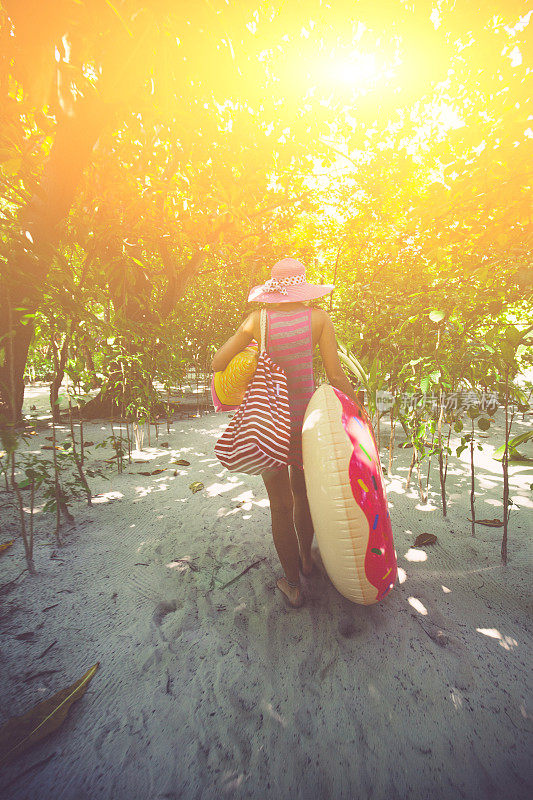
211;343;258;412
302;385;397;605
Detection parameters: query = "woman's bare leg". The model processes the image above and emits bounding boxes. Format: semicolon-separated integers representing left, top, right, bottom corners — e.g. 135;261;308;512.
290;466;315;576
262;467;302;606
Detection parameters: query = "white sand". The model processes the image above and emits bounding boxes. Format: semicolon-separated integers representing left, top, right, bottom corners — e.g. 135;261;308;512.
0;386;532;800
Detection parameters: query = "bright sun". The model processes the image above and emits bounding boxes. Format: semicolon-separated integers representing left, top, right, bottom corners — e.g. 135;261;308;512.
326;52;378;86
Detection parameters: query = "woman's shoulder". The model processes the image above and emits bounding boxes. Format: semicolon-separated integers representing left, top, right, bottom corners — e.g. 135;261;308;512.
310;306;331;327
246;309;261;323
243;308;261;341
309;306;332;342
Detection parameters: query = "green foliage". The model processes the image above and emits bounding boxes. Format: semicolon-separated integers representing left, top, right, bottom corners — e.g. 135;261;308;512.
19;440;103;516
0;0;529;460
493;431;533;465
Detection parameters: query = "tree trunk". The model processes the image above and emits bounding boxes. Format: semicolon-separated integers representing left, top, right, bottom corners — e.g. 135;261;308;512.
80;343;98;388
50;333;70;421
470;419;476;536
437;392;447;516
501;365;510;564
0;96;107;421
0;307;34;422
405;446;416;490
388;397;395;475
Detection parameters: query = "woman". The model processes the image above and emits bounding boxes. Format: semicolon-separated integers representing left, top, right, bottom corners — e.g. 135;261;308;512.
212;258;360;608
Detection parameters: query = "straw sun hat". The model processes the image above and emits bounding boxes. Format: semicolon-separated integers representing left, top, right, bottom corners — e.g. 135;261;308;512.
248;258;334;304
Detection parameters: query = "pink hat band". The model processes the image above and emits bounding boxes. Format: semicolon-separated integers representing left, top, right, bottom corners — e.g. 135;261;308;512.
248;258;334;304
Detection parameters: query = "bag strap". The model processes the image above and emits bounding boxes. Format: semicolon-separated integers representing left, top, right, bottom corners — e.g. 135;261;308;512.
260;308;267;353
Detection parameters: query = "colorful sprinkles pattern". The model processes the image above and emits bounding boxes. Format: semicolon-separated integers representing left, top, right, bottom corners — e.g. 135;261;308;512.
359;443;372;461
337;389;397;602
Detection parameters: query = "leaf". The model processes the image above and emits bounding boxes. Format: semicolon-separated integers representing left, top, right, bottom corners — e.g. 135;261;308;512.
172;459;190;466
468;518;503;527
0;540;14;556
189;482;204;493
429;310;444;323
0;663;99;766
369;356;381;390
414;533;437;546
477;418;491;431
504;431;533;449
150;469;166;475
337;345;369;388
493;431;533;461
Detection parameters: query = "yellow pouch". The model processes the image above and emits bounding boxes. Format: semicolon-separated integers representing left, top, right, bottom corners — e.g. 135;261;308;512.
213;344;259;406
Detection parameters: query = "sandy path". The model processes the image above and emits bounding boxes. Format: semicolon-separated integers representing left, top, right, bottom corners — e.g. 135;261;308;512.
0;397;532;800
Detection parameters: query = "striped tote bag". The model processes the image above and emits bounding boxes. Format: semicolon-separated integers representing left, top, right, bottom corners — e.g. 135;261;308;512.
214;310;291;474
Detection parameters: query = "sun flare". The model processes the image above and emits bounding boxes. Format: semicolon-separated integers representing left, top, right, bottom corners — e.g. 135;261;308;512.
326;52;378;85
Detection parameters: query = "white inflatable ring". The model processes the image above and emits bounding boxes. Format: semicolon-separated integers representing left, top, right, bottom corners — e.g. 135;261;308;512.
302;385;397;605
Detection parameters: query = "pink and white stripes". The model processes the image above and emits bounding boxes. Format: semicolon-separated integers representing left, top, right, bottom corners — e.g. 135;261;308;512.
214;328;291;475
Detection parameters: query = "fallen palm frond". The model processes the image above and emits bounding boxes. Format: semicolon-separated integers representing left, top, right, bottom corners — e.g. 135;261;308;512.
216;557;266;591
0;541;14;556
468;518;504;528
414;533;438;546
0;662;99;767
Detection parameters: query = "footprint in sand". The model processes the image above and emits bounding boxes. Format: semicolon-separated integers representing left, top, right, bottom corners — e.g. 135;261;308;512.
410;599;476;690
152;599;178;629
294;704;315;739
338;617;368;639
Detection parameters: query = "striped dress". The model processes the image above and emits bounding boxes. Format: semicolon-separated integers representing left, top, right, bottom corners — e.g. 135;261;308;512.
266;308;315;468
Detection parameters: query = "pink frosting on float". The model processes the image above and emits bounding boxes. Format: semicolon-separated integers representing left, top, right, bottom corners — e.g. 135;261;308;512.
335;389;397;602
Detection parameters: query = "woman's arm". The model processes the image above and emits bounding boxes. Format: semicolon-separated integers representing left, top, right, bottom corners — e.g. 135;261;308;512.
318;311;360;405
211;311;258;372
